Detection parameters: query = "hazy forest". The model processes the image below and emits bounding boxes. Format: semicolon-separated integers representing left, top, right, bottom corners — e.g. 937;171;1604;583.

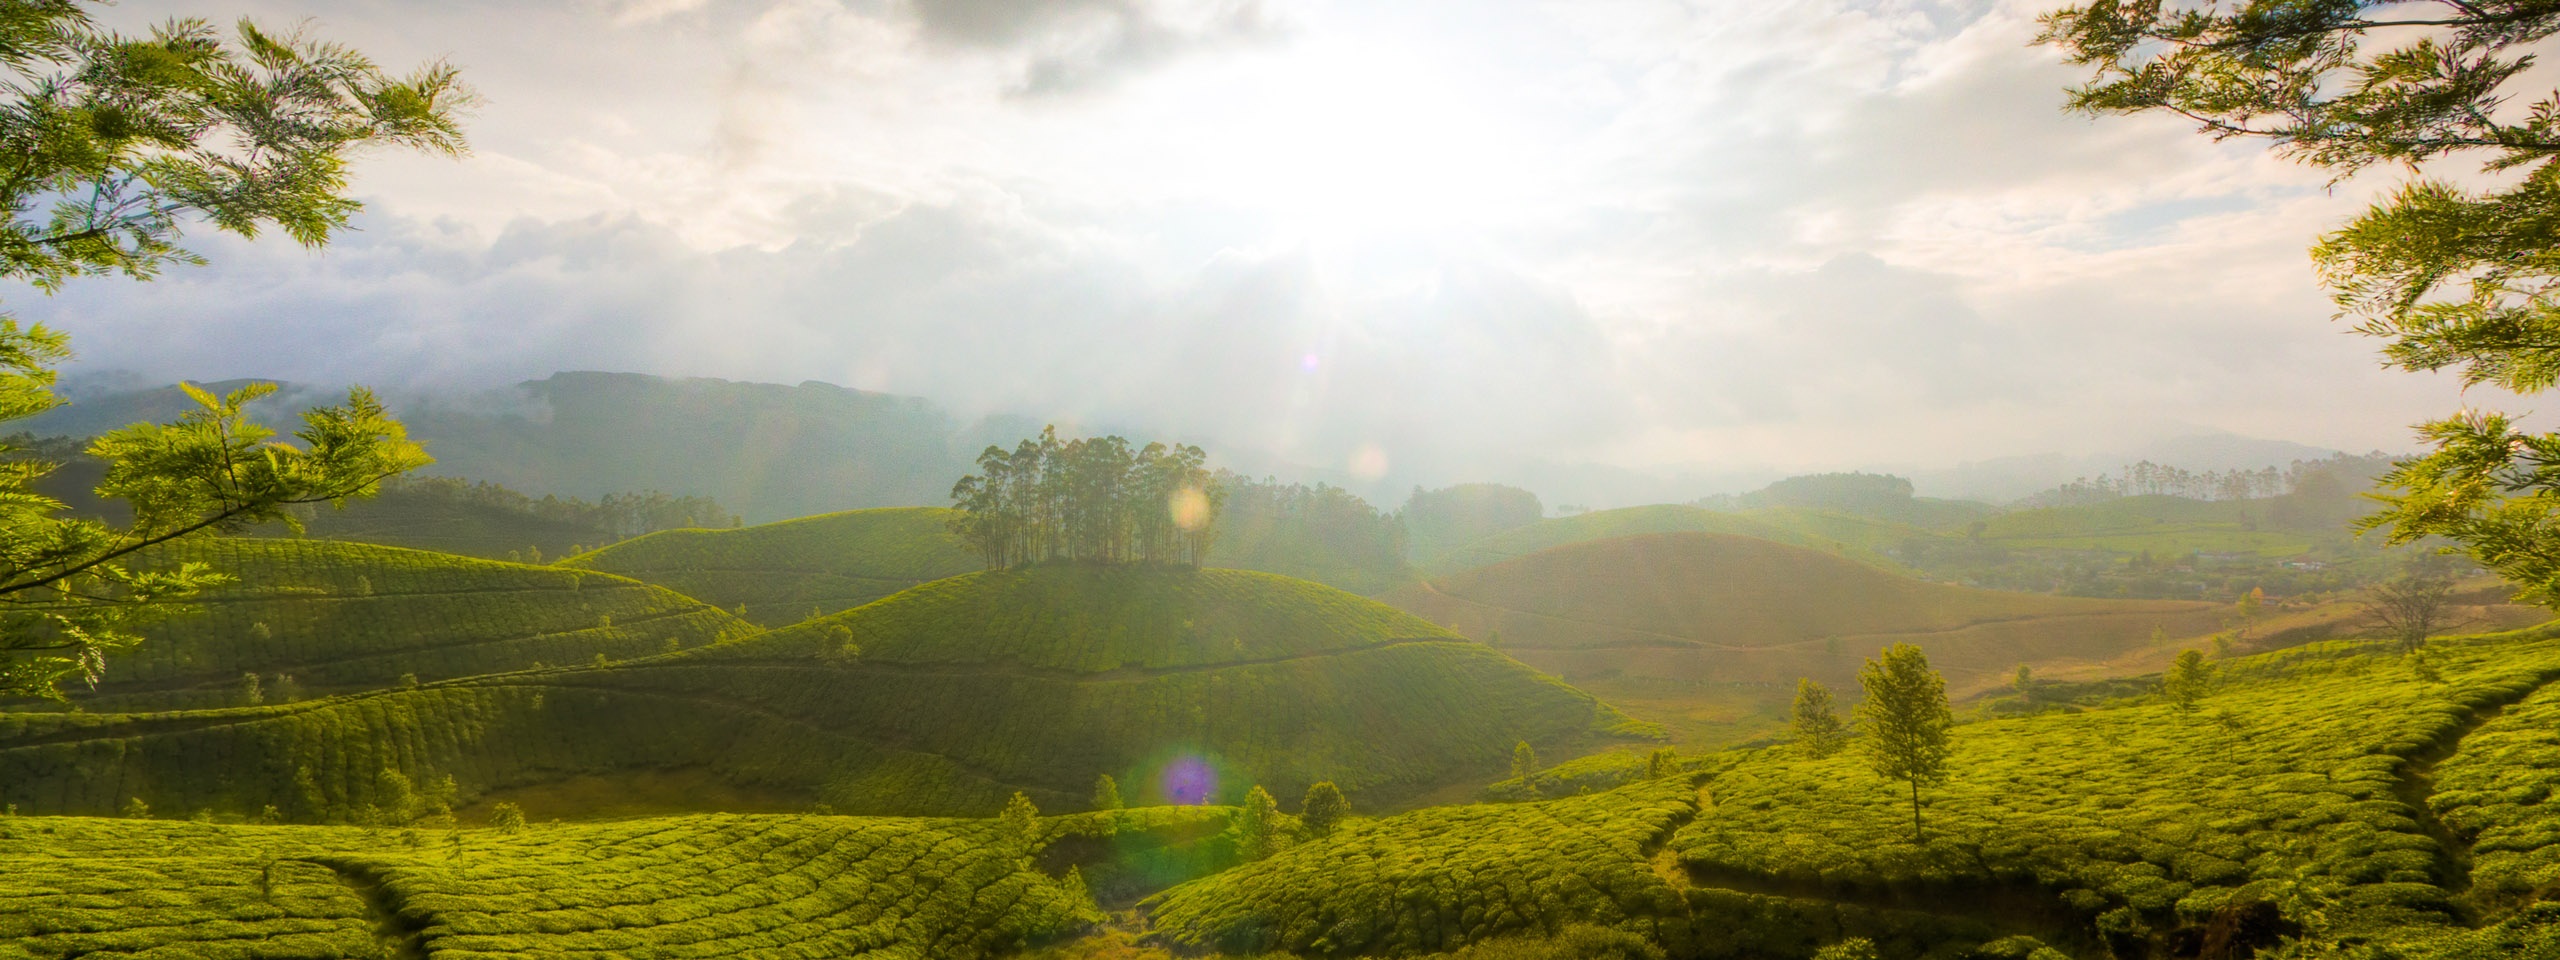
15;1;2560;959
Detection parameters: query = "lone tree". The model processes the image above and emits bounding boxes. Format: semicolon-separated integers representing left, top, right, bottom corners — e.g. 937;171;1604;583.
1230;785;1280;861
1856;643;1952;842
2367;576;2459;653
1510;740;1538;787
1791;677;1849;758
1300;781;1349;837
2164;649;2215;713
0;2;471;699
2035;0;2560;607
1092;774;1122;812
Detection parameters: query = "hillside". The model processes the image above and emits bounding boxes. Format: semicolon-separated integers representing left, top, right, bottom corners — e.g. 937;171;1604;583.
0;806;1231;959
1426;504;1893;575
30;372;973;523
562;507;984;627
12;538;756;713
1385;532;2234;746
0;566;1646;820
1132;626;2560;959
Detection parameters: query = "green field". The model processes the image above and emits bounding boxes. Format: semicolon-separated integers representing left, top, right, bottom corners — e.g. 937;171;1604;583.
14;538;756;713
562;507;984;627
1425;505;1893;576
0;805;1233;959
0;565;1647;821
1108;626;2560;958
1384;531;2228;746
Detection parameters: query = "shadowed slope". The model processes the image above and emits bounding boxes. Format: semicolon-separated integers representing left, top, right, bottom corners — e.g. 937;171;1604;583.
22;538;758;713
0;567;1646;820
561;507;984;627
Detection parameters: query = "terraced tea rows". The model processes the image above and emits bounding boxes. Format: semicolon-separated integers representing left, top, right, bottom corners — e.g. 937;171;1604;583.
0;567;1648;820
36;538;756;712
563;508;982;627
1146;777;1699;956
1666;630;2560;956
0;807;1225;959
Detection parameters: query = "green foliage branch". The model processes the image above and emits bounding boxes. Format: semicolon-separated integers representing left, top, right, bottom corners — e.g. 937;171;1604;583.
0;1;464;698
2036;0;2560;603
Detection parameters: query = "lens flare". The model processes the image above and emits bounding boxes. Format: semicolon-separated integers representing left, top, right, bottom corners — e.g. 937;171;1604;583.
1169;486;1212;532
1348;442;1389;480
1161;756;1216;806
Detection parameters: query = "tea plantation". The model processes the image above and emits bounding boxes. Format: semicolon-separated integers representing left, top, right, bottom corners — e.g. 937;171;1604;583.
0;806;1238;959
562;507;983;627
21;538;757;713
0;566;1646;820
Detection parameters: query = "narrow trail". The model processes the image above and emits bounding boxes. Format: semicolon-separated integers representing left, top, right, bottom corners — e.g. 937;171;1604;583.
2389;669;2560;915
295;857;428;960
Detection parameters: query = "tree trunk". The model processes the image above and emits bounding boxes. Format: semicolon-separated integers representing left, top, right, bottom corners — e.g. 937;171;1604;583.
1909;780;1924;843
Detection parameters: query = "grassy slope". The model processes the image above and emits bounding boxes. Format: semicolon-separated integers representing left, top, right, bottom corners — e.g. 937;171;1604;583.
0;567;1646;820
1384;532;2227;747
33;538;757;712
0;806;1229;960
1977;494;2315;555
561;507;984;628
1425;505;1886;576
1130;628;2560;959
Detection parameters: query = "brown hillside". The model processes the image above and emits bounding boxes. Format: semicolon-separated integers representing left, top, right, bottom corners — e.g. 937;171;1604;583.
1381;532;2231;745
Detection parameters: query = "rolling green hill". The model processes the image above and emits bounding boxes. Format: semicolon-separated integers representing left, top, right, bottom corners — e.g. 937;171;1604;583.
561;507;984;627
1124;626;2560;959
0;566;1646;820
20;538;756;713
1385;532;2231;747
0;805;1230;959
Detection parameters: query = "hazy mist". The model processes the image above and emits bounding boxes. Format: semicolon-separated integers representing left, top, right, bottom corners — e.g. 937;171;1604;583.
27;0;2509;497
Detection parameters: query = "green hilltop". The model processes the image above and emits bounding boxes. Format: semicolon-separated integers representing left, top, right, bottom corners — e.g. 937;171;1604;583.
1129;625;2560;959
561;507;984;627
0;565;1645;821
13;538;756;713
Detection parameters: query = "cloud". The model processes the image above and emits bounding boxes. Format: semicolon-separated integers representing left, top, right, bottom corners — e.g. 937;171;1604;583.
35;0;2497;501
900;0;1281;95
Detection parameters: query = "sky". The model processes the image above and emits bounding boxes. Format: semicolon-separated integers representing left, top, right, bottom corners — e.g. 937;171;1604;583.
24;0;2532;492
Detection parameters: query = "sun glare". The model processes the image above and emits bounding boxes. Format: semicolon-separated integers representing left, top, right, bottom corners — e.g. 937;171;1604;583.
1118;36;1532;243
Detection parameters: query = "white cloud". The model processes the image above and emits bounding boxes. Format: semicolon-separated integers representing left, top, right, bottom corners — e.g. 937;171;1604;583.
35;0;2511;496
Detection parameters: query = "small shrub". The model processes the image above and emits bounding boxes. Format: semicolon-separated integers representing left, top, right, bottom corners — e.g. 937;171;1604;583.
1301;781;1349;837
1810;938;1878;960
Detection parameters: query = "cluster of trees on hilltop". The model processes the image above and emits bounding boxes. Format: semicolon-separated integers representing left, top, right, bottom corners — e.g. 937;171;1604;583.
2025;454;2400;507
948;427;1221;568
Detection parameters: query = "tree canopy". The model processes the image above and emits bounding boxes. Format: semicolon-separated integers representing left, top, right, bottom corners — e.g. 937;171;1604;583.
2036;0;2560;604
947;426;1222;568
1857;643;1953;841
0;2;471;698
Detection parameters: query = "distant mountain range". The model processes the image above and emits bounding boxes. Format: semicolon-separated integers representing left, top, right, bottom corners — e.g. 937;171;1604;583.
28;370;2380;520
